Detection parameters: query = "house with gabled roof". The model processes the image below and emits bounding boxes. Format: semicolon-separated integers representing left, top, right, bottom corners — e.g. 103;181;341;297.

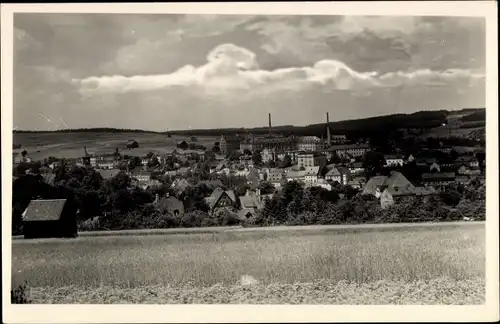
238;190;264;219
362;171;415;198
325;166;350;185
170;178;193;194
22;199;78;239
204;187;237;215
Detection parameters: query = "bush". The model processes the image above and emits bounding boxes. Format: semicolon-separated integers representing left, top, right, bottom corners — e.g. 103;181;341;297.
11;281;31;304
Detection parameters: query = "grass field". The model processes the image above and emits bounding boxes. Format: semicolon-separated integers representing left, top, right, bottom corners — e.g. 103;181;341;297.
12;132;217;161
12;222;485;304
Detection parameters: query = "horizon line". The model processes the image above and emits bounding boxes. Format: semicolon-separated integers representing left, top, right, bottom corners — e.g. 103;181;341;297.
12;107;485;133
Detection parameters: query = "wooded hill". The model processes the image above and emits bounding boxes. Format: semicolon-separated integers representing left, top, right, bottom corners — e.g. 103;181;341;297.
14;108;485;138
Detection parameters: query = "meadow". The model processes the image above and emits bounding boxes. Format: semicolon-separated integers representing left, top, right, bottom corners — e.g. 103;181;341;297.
12;222;485;304
12;132;217;161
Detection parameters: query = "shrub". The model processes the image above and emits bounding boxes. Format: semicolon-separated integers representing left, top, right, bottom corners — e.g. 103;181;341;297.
11;281;31;304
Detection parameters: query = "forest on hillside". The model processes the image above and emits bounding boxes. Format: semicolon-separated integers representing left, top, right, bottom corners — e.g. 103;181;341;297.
13;108;485;138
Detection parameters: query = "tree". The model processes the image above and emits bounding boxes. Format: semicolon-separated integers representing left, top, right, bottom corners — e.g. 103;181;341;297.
264;160;276;168
128;156;142;170
243;149;252;156
226;150;242;162
363;151;386;178
146;152;154;159
280;154;292;168
252;150;262;166
147;156;159;168
258;181;275;195
212;145;221;154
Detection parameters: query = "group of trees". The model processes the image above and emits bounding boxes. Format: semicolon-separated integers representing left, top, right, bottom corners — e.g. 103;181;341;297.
248;178;485;227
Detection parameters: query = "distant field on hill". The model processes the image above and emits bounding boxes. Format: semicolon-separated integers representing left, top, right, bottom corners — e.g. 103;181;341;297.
12;132;217;161
419;125;485;139
12;222;485;304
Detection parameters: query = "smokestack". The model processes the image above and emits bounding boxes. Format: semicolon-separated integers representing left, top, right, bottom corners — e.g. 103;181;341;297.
268;113;272;135
326;112;331;147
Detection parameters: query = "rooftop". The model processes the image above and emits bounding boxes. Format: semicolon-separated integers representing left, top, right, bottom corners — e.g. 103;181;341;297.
23;199;67;222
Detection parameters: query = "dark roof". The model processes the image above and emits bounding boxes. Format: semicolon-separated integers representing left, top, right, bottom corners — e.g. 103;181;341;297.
23;199;67;222
205;188;236;209
362;171;414;196
348;162;364;168
384;154;404;159
239;193;261;209
170;178;192;192
326;144;371;152
99;169;121;179
422;172;456;180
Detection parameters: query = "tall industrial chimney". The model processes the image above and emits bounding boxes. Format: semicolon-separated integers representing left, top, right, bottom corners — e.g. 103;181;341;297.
326;112;331;147
268;113;272;135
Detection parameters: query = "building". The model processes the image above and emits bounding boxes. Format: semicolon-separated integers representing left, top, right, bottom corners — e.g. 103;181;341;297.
325;166;350;185
204;187;237;214
346;161;364;175
286;170;306;183
266;168;284;183
330;134;348;144
384;154;404;167
22;199;78;239
219;134;241;155
304;166;321;185
98;169;121;180
325;144;371;159
126;140;139;149
429;162;441;172
240;134;257;153
261;148;277;164
347;176;366;189
13;150;33;166
309;179;332;191
93;155;117;169
297;136;322;152
380;186;436;209
170;178;193;194
297;152;327;169
256;135;297;153
421;172;456;190
239;155;254;167
416;157;438;168
362;171;415;198
131;171;151;182
454;155;480;168
457;165;481;176
238;190;265;218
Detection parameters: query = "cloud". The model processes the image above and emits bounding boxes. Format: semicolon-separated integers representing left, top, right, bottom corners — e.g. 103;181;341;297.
75;43;483;96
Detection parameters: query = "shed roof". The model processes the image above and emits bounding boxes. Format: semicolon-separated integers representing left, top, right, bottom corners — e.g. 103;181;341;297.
23;199;67;222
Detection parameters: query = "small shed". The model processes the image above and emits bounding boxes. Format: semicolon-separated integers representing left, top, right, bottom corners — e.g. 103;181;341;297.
22;199;78;239
126;140;139;149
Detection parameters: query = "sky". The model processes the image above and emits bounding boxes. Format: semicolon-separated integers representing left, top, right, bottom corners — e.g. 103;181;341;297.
13;14;485;131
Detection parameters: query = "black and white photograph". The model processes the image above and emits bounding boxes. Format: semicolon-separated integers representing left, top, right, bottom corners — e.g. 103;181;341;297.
2;1;498;323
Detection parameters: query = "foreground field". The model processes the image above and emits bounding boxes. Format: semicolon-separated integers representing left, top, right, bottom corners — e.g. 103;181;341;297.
12;223;485;304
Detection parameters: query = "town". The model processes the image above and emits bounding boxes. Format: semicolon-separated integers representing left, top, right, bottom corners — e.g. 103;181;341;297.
12;110;486;238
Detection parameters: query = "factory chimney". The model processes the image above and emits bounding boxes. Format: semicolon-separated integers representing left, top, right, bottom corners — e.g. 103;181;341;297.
268;113;272;135
326;112;331;147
